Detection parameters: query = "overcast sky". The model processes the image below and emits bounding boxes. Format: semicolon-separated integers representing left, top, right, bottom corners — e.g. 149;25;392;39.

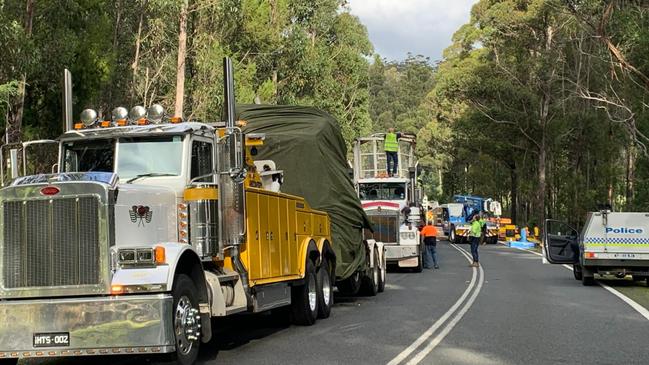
347;0;478;62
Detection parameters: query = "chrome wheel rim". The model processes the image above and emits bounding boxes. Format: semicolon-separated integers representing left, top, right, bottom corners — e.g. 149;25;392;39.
174;296;201;355
308;274;317;311
322;270;332;306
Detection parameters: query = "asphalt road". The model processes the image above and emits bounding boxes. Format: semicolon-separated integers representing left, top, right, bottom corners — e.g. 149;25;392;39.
24;241;649;365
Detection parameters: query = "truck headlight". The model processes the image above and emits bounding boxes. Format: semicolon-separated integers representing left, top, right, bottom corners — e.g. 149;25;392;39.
400;232;417;240
117;247;165;267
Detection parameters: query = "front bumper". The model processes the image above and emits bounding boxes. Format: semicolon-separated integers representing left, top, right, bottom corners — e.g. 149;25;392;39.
0;294;174;359
385;244;419;262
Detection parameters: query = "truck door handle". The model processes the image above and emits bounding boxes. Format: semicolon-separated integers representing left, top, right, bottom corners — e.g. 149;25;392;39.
255;231;259;240
266;232;270;240
270;232;274;241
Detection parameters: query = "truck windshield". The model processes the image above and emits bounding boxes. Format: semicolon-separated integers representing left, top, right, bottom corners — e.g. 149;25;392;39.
63;139;115;172
116;136;183;180
63;136;183;180
359;183;406;200
447;204;464;217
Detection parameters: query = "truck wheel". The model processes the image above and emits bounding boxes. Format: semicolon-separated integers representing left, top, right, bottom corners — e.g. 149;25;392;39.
337;271;361;296
449;228;455;242
291;259;318;325
581;267;595;286
573;265;583;281
316;257;334;319
377;248;386;293
171;274;201;365
361;249;379;296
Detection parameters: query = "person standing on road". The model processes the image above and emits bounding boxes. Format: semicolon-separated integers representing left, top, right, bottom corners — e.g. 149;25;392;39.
479;213;488;245
469;215;482;267
384;128;401;177
421;222;439;269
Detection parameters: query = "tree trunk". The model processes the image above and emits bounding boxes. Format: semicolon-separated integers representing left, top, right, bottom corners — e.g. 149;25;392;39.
625;142;635;209
131;0;148;101
510;163;518;224
537;134;546;229
8;0;35;144
174;0;189;117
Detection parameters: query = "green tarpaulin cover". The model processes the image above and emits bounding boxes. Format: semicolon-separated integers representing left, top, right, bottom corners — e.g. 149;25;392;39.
238;104;371;281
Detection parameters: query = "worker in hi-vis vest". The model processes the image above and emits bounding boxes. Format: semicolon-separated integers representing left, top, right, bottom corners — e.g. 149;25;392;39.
384;128;402;177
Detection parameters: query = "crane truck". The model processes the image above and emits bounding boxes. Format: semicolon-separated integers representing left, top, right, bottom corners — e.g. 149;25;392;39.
352;134;425;271
238;104;386;297
447;195;501;245
0;59;341;365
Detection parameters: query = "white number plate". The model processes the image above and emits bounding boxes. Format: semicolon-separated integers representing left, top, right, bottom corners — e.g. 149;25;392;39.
612;253;636;259
33;332;70;347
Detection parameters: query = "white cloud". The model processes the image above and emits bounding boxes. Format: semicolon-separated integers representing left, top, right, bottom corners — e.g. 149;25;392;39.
348;0;478;61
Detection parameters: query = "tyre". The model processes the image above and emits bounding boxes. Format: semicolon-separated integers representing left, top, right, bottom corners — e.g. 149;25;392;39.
573;264;583;281
291;259;318;325
337;271;362;296
413;245;423;273
377;248;386;293
171;274;201;365
581;267;595;286
361;248;379;296
316;257;334;319
449;228;455;242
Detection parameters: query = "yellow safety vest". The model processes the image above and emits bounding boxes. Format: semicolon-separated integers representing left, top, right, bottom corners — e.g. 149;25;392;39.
384;133;398;152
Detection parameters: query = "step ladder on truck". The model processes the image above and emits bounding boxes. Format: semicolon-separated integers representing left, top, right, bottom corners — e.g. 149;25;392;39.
0;58;338;365
352;133;425;272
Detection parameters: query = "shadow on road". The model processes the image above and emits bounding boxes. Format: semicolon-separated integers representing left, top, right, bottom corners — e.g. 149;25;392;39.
22;310;294;365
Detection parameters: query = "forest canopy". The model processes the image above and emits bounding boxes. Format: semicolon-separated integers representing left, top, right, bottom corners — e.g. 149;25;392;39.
2;0;649;227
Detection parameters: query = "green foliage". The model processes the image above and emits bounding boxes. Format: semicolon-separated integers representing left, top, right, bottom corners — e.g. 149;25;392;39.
0;0;373;146
426;0;649;226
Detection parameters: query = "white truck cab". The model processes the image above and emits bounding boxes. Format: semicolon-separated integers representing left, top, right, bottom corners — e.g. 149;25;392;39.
544;211;649;286
352;134;424;271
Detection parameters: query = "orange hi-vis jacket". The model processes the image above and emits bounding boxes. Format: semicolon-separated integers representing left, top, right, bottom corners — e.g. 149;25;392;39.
420;225;437;238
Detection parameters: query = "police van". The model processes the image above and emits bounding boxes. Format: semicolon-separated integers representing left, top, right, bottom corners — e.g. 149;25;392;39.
544;211;649;286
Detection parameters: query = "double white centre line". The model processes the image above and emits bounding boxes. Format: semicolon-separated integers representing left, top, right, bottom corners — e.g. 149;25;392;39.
388;243;485;365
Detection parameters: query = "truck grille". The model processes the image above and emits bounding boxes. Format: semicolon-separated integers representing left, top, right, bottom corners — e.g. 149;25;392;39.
364;212;399;243
2;196;100;288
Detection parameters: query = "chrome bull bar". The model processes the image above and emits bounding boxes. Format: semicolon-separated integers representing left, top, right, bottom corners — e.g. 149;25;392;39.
0;294;175;359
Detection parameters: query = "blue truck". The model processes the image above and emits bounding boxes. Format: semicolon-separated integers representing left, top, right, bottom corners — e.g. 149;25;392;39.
446;195;501;244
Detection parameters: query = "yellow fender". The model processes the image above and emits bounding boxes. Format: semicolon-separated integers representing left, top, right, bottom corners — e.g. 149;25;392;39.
316;237;337;278
297;237;321;278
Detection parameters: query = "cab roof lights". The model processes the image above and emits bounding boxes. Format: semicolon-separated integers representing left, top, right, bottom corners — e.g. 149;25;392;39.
73;105;187;130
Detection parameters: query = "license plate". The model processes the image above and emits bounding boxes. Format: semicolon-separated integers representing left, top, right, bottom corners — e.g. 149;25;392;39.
33;332;70;348
612;253;636;259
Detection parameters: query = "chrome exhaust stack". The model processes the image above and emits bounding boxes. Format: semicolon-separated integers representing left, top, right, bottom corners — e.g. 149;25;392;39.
63;69;73;132
217;57;251;305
